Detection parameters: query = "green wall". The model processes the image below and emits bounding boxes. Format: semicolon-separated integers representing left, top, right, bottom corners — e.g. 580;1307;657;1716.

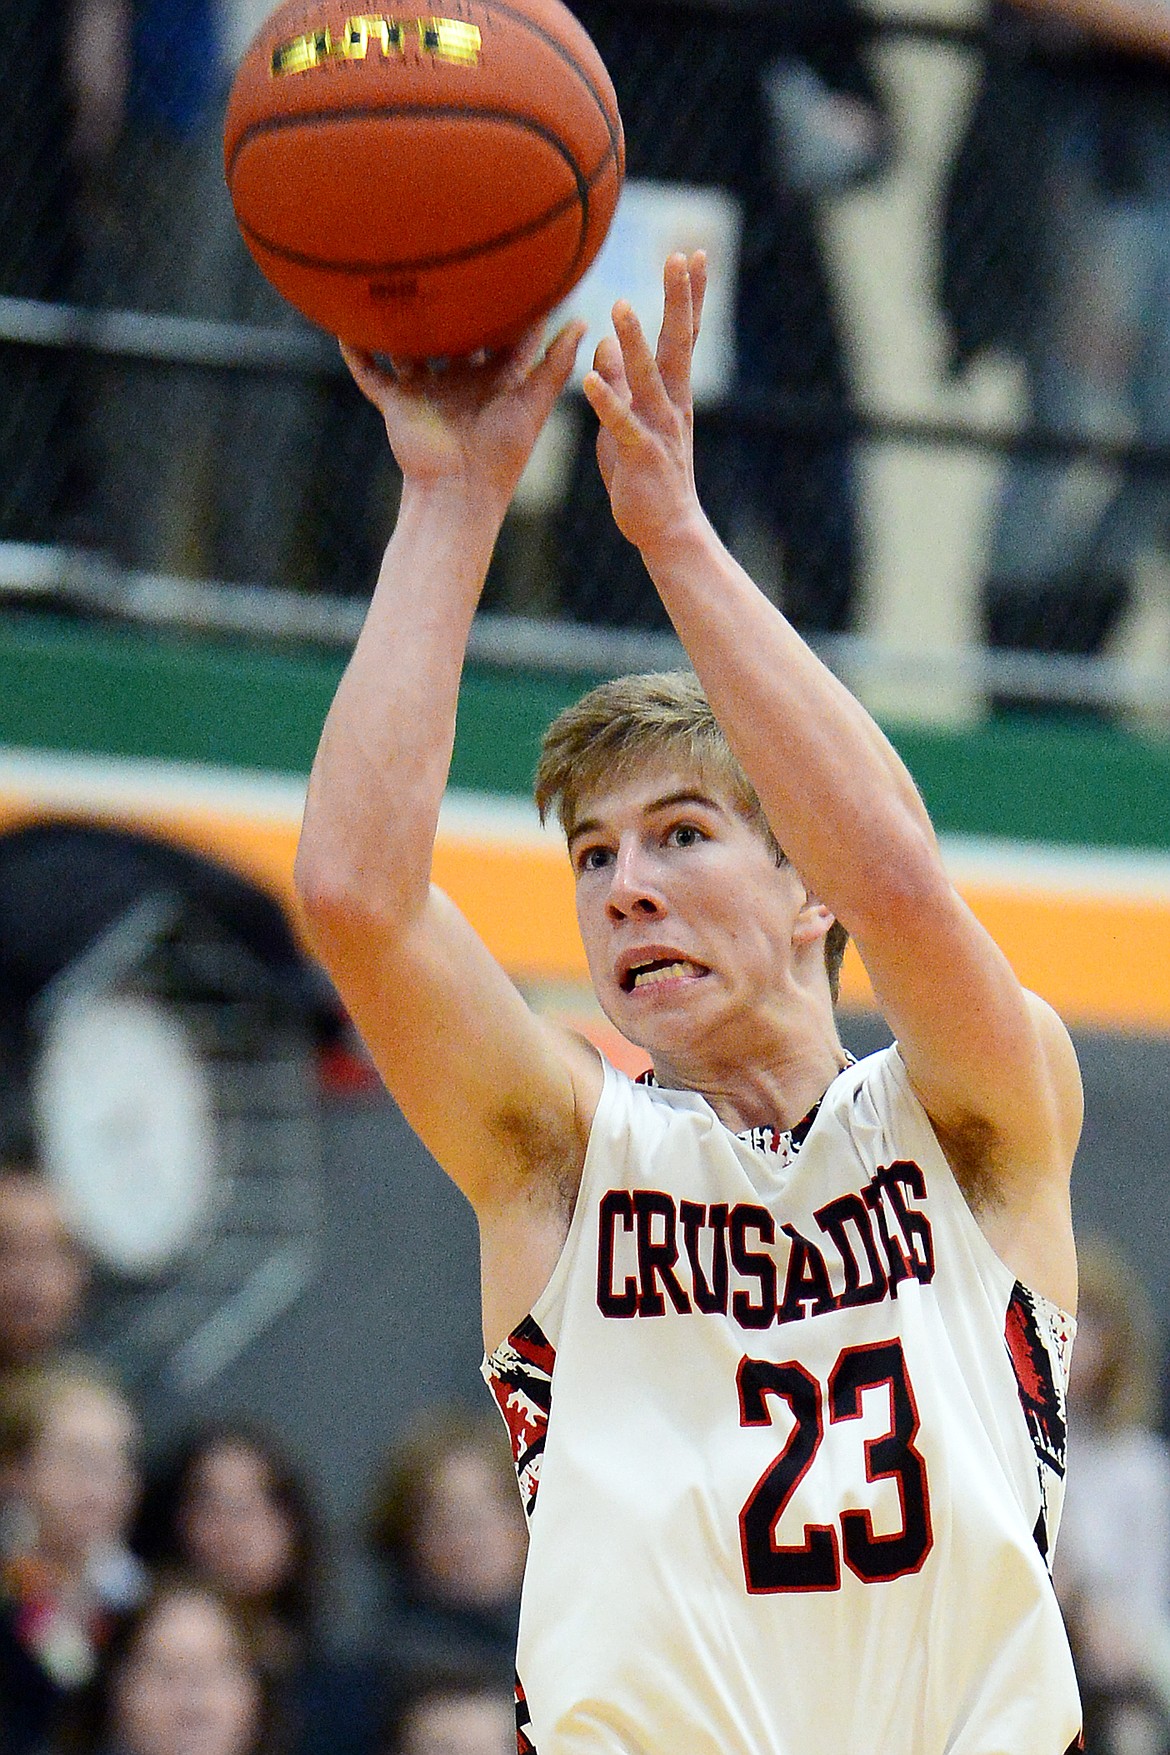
4;612;1170;851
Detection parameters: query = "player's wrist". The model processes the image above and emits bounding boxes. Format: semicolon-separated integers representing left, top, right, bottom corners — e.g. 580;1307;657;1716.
398;471;509;532
389;477;509;600
636;501;719;580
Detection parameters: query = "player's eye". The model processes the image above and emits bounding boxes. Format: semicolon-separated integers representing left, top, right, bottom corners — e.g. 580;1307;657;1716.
577;844;613;873
667;823;705;849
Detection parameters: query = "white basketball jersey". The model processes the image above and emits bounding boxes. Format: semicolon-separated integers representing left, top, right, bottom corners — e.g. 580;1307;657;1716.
483;1047;1081;1755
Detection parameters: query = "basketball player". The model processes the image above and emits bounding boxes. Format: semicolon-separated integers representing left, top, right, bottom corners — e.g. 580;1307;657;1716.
295;254;1083;1753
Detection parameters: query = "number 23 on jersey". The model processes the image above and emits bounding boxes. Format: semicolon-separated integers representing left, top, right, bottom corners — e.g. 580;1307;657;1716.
737;1337;933;1592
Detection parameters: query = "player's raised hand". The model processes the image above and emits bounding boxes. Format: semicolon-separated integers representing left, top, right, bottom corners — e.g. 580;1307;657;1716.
584;251;708;560
341;318;586;516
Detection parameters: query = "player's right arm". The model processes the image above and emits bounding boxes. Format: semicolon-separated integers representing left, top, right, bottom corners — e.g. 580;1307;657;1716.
293;329;603;1343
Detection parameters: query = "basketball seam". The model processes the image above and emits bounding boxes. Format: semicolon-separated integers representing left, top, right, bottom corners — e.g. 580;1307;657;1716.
471;0;622;160
233;109;617;275
496;191;612;339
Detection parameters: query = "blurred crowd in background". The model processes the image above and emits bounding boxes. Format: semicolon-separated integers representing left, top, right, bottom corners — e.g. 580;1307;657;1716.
0;1152;526;1755
4;1145;1170;1755
7;0;1170;695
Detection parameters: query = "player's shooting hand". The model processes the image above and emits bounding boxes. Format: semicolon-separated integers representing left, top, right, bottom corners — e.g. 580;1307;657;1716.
583;251;708;563
341;318;586;515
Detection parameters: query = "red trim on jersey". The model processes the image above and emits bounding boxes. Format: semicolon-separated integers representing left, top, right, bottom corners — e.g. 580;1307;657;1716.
516;1674;537;1754
484;1314;556;1517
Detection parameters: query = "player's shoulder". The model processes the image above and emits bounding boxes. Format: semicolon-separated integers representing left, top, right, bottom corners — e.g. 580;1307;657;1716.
812;1042;949;1163
591;1059;711;1142
818;1041;912;1119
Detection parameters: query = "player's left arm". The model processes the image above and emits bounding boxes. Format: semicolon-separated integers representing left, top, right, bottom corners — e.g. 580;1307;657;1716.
584;254;1080;1311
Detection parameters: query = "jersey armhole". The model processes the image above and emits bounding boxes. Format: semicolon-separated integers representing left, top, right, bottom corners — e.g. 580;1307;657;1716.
486;1052;625;1360
885;1043;1076;1343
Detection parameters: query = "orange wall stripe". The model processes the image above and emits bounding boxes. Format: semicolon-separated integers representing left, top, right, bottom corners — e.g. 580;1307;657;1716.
3;779;1170;1032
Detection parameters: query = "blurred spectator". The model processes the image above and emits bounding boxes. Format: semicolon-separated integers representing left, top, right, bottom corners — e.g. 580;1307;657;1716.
554;0;890;635
58;1572;272;1755
79;0;316;589
0;1362;145;1755
364;1407;526;1694
941;0;1170;704
1056;1236;1170;1754
0;1158;90;1378
130;1421;377;1755
132;1423;319;1678
377;1666;515;1755
0;1153;94;1559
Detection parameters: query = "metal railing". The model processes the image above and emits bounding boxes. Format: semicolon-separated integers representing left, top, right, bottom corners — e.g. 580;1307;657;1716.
3;6;1168;716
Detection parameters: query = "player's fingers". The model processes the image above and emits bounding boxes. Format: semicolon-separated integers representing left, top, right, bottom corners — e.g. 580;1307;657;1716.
551;316;589;371
340;341;393;402
440;328;533;396
655;253;695;406
613;300;671;421
582;367;642;448
524;318;586;412
592;333;630;401
340;342;419;413
689;250;708;345
502;318;552;385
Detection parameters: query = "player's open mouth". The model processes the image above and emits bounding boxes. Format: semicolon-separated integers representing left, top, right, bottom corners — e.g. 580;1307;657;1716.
621;958;708;993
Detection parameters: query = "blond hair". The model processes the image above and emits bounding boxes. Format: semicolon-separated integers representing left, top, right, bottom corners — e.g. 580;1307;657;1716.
534;670;849;1002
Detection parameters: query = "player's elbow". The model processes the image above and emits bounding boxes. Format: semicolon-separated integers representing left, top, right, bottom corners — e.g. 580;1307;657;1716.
848;821;951;940
294;843;360;957
295;841;345;927
294;836;417;962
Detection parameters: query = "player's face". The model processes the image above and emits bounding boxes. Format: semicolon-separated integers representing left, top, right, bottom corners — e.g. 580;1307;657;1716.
569;761;813;1058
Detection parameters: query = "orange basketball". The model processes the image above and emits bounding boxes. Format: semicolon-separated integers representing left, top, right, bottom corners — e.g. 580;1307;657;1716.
223;0;624;361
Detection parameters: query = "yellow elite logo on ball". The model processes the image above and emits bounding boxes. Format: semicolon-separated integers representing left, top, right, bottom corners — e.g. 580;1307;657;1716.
271;14;482;74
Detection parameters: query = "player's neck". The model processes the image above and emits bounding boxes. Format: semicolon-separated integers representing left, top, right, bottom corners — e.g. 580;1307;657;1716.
650;1027;849;1135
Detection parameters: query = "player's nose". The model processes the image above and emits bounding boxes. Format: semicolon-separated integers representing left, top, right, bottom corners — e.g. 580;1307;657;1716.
605;840;666;921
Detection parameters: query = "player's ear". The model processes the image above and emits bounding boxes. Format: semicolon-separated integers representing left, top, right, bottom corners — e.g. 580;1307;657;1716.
792;893;835;950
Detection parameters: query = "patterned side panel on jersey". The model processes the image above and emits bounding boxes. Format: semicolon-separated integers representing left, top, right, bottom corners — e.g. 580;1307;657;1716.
516;1674;538;1755
482;1314;556;1517
1004;1281;1073;1564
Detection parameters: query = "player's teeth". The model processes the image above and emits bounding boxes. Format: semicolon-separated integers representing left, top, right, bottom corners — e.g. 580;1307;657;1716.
633;961;695;987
